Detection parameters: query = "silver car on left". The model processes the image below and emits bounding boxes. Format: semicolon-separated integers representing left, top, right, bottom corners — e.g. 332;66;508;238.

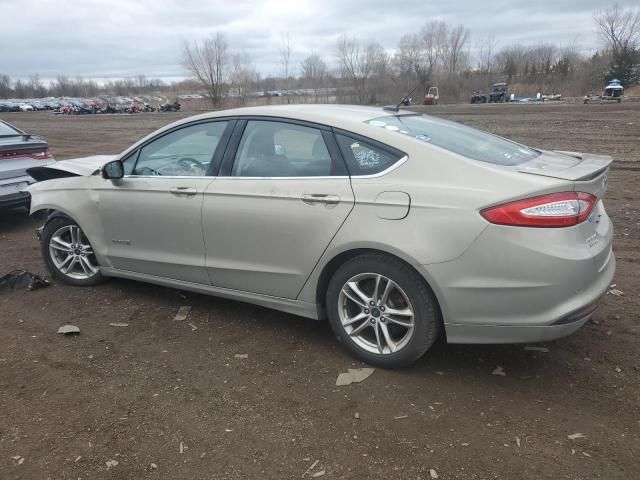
0;120;55;209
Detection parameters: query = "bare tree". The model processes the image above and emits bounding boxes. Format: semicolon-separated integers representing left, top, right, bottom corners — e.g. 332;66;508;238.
444;24;470;73
300;53;328;101
420;20;448;81
395;33;424;89
594;3;640;85
0;74;11;98
183;32;229;106
280;32;292;97
230;51;255;103
336;35;383;102
476;34;497;73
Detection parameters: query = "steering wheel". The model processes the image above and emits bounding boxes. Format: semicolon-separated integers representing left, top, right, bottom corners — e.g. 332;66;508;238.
177;157;207;173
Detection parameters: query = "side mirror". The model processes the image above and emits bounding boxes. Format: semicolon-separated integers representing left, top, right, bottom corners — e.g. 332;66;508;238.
102;160;124;180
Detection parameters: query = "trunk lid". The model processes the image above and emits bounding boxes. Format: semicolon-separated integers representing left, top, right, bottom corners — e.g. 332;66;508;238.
518;150;611;198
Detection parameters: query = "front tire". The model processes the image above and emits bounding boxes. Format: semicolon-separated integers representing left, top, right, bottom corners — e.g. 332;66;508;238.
41;216;105;286
326;254;440;368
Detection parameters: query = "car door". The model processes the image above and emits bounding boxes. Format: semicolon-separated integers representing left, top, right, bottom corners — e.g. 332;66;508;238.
202;119;355;299
96;120;233;284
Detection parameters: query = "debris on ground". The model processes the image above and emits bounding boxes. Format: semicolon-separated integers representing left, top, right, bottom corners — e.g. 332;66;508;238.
394;415;409;420
10;455;25;465
109;323;129;327
568;433;586;440
57;324;80;335
311;470;326;478
234;354;248;359
335;368;375;386
491;366;506;376
173;306;192;321
354;412;360;419
188;322;198;331
150;463;158;469
607;284;624;296
516;436;521;448
615;366;622;373
430;468;439;478
0;270;50;292
302;459;320;477
524;346;549;352
105;459;118;469
179;442;185;454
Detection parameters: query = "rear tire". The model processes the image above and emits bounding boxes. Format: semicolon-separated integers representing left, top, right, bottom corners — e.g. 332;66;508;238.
326;254;440;368
41;216;105;286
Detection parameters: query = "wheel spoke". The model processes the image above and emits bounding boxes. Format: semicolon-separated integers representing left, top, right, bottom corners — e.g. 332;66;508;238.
64;257;78;274
78;256;90;275
372;274;382;304
379;322;397;353
373;322;384;353
347;281;372;306
342;286;367;309
58;254;73;270
51;236;71;250
384;307;413;317
80;256;98;274
383;316;413;328
343;311;368;327
70;226;79;245
380;279;394;305
349;318;371;336
50;242;70;252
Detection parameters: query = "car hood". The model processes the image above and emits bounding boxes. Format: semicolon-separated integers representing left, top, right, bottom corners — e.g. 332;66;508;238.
27;154;118;181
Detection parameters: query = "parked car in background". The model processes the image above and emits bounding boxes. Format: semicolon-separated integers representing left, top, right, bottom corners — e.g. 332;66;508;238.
18;103;34;112
488;82;509;103
470;91;487;103
0;120;55;210
26;105;614;367
0;102;21;112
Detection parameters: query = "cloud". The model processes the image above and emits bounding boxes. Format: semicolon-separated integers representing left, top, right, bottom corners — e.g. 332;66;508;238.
0;0;636;81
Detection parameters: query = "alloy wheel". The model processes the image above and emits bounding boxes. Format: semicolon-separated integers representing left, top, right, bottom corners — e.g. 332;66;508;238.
338;273;415;355
48;225;99;280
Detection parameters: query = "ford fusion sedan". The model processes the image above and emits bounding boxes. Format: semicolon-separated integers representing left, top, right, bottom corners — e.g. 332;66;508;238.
26;105;615;367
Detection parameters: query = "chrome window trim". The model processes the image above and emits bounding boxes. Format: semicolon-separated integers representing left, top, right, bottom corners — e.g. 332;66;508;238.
121;155;408;181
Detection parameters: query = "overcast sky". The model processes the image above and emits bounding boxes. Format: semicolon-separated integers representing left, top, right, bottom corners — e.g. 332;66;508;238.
1;0;636;82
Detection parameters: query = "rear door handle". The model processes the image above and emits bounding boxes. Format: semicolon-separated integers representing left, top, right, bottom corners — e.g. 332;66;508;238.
301;194;340;206
169;187;197;196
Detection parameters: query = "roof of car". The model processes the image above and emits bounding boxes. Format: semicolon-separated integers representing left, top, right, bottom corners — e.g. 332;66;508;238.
186;104;411;129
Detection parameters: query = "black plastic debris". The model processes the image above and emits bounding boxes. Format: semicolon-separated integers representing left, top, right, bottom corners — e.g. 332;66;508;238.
0;270;50;292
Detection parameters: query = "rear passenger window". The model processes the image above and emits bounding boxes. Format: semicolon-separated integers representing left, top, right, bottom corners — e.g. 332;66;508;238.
335;134;404;175
233;121;338;177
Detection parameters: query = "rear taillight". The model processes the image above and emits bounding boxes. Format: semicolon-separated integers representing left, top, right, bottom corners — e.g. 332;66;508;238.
480;192;597;227
0;147;52;160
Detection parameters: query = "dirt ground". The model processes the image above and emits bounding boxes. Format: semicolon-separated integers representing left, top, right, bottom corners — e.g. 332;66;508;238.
0;103;638;479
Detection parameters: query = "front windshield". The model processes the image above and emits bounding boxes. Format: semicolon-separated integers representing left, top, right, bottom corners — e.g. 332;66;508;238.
366;114;540;166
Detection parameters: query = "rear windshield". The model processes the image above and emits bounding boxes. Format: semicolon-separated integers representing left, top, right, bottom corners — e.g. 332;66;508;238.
366;114;540;166
0;122;20;136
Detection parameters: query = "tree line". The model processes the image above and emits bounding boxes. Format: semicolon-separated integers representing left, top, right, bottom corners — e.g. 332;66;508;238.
1;3;638;104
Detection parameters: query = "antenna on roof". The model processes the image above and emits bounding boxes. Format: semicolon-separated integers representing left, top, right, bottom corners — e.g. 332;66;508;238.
383;77;429;113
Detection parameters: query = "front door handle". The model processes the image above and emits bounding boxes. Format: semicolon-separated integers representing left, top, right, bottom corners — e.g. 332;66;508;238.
301;194;340;206
169;187;197;196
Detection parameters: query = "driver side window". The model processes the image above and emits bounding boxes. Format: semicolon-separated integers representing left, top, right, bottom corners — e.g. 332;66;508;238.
132;121;228;176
